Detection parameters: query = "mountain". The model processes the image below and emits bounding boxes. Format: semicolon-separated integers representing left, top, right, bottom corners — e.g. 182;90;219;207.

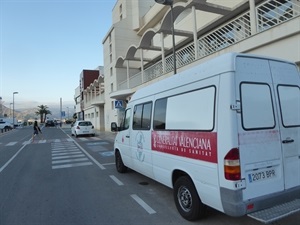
0;104;74;122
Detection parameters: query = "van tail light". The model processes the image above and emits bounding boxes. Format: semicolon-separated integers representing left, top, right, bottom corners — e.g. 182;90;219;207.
92;126;94;129
224;148;241;181
76;126;80;129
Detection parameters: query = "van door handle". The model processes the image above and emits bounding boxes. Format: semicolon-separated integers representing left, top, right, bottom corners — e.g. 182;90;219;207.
282;139;294;144
126;135;130;138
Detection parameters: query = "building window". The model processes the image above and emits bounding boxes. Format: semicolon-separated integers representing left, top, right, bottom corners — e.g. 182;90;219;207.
111;83;113;93
110;67;113;76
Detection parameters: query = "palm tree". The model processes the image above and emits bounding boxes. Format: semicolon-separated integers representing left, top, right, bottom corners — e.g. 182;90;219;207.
35;105;52;123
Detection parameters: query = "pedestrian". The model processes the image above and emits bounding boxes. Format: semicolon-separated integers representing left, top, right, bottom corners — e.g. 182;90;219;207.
32;120;43;142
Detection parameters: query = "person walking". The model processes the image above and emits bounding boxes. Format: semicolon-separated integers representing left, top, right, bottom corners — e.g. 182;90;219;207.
32;120;42;142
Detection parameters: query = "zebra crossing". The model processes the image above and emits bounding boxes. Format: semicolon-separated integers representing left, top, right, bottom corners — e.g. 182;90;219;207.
1;137;102;147
51;141;93;170
1;137;104;170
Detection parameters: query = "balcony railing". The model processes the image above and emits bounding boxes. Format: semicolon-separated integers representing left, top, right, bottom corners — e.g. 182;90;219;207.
118;0;300;91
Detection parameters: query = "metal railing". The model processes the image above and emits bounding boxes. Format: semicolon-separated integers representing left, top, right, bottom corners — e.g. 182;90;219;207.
257;0;299;31
117;0;300;91
198;11;251;57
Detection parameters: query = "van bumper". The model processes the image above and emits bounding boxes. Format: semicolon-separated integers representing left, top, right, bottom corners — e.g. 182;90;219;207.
220;186;300;217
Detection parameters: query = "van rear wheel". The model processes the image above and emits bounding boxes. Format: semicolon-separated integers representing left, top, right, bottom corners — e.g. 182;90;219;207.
115;150;127;173
174;176;206;221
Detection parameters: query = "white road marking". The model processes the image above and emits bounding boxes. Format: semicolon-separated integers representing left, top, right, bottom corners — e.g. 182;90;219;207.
52;151;82;156
51;147;66;150
52;154;85;160
102;162;115;166
6;142;17;146
130;194;156;214
90;137;101;140
0;144;27;173
52;157;89;164
72;140;106;170
52;148;79;153
110;175;124;186
52;162;93;169
79;138;89;141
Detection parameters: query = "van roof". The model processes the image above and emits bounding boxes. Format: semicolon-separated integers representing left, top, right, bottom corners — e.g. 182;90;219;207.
130;52;295;102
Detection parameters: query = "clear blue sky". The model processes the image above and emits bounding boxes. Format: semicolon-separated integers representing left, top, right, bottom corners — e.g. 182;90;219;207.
0;0;116;109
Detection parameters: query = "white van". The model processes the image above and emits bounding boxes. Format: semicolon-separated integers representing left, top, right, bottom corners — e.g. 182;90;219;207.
111;53;300;223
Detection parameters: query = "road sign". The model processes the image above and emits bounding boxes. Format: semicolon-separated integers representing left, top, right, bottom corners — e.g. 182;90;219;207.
115;100;123;109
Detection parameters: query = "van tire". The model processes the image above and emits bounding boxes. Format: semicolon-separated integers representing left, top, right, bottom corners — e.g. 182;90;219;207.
115;150;127;173
174;176;206;221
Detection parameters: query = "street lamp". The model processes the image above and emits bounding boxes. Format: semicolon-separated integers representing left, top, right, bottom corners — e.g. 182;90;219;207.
13;92;18;128
155;0;177;74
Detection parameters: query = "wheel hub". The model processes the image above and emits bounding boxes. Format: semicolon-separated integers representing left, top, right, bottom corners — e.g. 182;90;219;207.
178;186;192;212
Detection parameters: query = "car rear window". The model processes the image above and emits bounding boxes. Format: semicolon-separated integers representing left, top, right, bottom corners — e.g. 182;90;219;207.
78;122;92;126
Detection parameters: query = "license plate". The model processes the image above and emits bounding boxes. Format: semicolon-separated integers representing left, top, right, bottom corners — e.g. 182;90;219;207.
83;131;89;133
248;169;276;183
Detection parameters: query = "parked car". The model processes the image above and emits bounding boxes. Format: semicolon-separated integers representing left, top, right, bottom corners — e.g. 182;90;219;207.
0;121;13;130
71;120;95;137
45;119;55;127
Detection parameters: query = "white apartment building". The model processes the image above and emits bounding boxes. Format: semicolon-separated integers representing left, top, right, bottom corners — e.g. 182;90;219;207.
99;0;299;131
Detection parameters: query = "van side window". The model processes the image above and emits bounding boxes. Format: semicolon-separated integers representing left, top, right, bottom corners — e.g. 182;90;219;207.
123;108;131;130
133;102;152;130
240;83;275;130
153;98;167;130
277;85;300;127
153;87;216;131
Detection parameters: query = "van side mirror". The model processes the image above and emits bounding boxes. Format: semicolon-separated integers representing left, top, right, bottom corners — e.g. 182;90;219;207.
111;122;118;132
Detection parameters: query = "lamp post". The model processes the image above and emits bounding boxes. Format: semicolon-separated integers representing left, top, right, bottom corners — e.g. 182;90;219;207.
13;92;18;128
155;0;177;74
0;97;2;117
10;103;13;117
67;107;69;120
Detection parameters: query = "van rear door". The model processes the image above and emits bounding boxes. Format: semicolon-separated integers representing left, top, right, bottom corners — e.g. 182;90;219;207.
235;56;284;200
269;61;300;189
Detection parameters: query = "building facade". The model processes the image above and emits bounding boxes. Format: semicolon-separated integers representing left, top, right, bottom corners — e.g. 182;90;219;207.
74;67;105;130
74;0;299;131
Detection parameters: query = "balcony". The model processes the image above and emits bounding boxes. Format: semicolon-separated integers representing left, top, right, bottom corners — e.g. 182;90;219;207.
113;0;300;98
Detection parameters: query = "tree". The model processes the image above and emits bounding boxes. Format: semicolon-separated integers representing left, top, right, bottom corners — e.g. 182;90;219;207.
35;105;52;123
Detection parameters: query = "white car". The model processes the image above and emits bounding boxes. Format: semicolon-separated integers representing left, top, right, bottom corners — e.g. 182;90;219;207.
71;120;95;137
0;121;13;130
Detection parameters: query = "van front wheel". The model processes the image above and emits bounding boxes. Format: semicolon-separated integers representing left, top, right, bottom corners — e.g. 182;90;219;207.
174;176;206;221
115;150;127;173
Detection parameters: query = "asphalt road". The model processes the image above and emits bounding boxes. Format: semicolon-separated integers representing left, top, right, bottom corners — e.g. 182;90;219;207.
0;126;299;225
